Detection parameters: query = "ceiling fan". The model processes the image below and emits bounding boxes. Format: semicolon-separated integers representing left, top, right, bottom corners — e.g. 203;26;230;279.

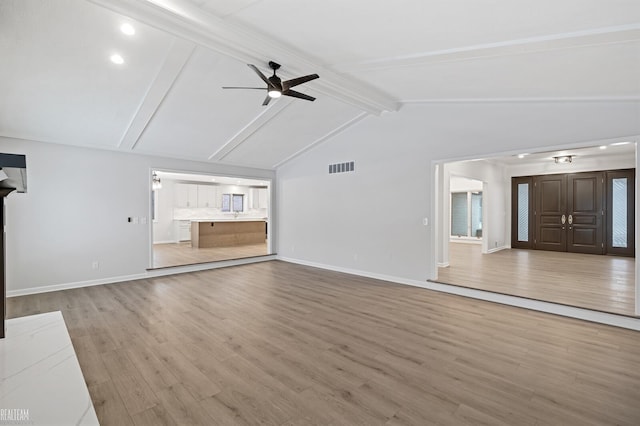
222;61;319;106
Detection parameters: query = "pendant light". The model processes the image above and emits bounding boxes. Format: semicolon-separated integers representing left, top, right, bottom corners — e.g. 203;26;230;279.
152;172;162;190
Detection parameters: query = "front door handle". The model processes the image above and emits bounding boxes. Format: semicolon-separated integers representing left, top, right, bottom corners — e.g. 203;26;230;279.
561;214;566;224
568;214;573;225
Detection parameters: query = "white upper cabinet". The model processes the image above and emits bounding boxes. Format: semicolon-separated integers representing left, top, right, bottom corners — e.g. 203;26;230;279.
258;188;268;209
249;187;268;209
197;185;217;208
175;183;199;208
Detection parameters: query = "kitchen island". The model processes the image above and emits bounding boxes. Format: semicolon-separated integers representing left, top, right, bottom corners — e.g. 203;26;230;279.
190;219;267;248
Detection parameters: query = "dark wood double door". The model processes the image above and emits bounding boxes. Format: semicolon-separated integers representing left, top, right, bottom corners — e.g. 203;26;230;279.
512;169;635;256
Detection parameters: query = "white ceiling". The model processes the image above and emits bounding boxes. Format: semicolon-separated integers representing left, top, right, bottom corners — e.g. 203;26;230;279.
480;140;636;166
1;0;639;169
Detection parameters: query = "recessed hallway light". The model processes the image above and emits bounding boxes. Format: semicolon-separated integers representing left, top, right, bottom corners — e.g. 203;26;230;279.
110;54;124;65
517;153;528;159
120;23;135;36
599;146;607;150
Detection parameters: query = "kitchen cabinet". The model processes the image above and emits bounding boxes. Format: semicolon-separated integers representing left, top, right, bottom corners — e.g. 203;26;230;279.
175;183;198;208
178;220;191;241
250;188;268;209
191;220;266;247
258;188;268;209
197;185;217;208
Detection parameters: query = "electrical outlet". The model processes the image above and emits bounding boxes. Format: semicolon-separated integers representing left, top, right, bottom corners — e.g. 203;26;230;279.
91;261;99;270
423;217;429;226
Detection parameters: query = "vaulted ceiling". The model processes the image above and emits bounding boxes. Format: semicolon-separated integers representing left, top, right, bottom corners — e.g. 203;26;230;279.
1;0;639;169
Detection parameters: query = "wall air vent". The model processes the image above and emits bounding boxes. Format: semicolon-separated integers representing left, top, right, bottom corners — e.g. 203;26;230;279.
328;161;355;174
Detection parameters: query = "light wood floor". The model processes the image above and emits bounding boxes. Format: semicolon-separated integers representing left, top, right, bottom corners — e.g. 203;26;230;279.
8;261;640;425
152;241;269;268
437;243;636;317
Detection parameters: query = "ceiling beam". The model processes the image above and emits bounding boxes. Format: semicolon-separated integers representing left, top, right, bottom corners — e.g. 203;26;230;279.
336;24;640;72
273;111;369;169
119;38;196;151
208;97;294;162
87;0;398;115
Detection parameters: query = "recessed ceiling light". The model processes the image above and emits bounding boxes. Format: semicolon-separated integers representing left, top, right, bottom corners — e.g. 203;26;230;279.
599;146;607;150
211;178;216;182
110;54;124;64
517;153;528;159
611;141;631;146
120;23;135;36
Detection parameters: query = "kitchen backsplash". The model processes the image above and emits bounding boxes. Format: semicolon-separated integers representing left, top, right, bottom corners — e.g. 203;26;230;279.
173;207;268;220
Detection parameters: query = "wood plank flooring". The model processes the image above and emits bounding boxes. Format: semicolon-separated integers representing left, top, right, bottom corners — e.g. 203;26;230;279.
152;241;269;268
8;261;640;425
437;243;636;316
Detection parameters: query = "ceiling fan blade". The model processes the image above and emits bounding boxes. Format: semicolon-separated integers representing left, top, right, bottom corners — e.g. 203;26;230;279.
221;87;266;90
283;74;319;91
283;89;315;102
262;95;272;106
248;64;272;87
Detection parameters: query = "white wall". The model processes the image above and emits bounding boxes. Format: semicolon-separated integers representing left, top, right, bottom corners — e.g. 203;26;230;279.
277;101;640;283
0;137;275;293
450;176;483;192
152;179;177;243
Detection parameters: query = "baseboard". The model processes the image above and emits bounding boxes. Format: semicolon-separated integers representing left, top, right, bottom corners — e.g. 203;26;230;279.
153;240;176;245
278;256;434;288
7;255;277;298
277;256;640;331
7;273;148;297
487;245;509;254
449;239;482;245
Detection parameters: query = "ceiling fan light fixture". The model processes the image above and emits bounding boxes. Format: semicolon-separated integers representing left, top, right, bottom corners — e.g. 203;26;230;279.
222;61;319;106
553;155;573;164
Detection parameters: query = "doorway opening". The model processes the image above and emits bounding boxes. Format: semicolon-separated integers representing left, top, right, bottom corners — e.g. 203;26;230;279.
434;141;637;317
149;170;272;269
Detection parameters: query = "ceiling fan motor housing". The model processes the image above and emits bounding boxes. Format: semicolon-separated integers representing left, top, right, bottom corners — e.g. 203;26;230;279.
268;61;281;71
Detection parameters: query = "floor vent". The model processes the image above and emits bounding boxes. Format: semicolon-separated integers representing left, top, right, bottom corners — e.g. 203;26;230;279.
329;161;355;174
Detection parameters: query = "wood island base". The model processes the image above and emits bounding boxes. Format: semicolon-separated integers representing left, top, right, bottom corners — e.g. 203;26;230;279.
191;220;266;248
